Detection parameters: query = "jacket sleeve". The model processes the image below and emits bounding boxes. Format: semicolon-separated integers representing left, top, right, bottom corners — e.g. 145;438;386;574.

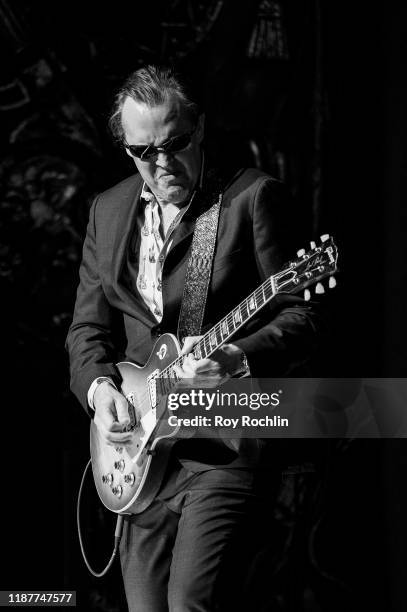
65;196;122;413
233;177;326;376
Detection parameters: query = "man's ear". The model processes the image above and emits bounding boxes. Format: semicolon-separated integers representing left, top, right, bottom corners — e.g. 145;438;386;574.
196;113;205;144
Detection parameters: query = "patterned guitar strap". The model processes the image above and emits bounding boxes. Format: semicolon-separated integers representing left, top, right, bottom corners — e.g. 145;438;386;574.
177;173;223;342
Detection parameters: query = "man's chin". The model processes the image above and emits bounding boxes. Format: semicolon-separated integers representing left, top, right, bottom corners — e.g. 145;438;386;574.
156;184;191;205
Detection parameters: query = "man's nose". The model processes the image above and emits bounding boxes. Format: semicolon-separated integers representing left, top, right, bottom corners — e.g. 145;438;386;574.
155;150;174;167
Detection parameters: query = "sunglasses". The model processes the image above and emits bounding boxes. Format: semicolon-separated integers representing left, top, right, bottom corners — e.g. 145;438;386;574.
124;128;196;161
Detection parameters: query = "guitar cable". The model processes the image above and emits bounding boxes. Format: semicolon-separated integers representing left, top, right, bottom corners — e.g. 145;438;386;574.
76;459;124;577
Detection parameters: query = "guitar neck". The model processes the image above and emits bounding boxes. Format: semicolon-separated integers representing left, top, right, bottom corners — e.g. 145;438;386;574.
158;274;279;386
157;235;338;390
194;276;278;359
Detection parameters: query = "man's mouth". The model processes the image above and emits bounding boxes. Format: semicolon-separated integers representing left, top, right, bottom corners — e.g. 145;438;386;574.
158;172;182;183
159;171;179;177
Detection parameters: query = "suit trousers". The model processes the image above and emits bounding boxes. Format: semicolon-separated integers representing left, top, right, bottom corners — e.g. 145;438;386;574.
119;459;279;612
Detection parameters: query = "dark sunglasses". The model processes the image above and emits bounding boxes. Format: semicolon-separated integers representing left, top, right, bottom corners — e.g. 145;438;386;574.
124;128;196;161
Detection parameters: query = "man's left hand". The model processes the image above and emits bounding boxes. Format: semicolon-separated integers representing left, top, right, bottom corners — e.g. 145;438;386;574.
173;336;245;388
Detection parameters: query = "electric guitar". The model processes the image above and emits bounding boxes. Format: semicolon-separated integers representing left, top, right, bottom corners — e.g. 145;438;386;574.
90;234;338;514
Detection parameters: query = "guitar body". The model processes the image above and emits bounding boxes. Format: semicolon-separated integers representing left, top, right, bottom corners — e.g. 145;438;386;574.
90;333;187;515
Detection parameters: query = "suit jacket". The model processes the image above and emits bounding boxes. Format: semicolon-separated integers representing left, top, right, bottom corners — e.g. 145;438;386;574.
66;166;322;469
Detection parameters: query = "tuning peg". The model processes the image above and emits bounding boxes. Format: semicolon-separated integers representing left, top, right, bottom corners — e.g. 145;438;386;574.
320;234;330;242
329;276;337;288
297;248;306;257
315;283;325;294
310;241;316;249
304;289;311;301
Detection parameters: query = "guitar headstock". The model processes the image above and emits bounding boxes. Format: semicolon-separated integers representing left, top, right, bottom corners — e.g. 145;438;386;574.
275;234;338;298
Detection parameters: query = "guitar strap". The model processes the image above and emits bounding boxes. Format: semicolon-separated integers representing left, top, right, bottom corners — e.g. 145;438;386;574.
177;181;223;342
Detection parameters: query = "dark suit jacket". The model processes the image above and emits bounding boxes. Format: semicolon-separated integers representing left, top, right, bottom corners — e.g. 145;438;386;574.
66;166;322;469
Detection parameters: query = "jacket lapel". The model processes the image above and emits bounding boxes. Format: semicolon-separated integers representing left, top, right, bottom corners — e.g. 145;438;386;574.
109;175;157;327
112;176;143;282
166;209;197;255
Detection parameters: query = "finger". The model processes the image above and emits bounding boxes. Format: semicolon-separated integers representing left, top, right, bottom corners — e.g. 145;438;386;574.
188;358;225;377
174;363;192;379
173;364;186;379
188;374;229;388
94;406;116;431
183;353;200;372
181;335;202;356
105;431;134;446
93;418;134;445
113;393;131;427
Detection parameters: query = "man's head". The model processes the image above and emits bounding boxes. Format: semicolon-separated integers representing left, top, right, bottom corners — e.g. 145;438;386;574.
109;65;204;205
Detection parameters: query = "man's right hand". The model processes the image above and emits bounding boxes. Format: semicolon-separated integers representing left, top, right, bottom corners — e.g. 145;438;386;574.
93;381;134;446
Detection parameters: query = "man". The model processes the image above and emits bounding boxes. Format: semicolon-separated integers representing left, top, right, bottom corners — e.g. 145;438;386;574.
67;65;321;611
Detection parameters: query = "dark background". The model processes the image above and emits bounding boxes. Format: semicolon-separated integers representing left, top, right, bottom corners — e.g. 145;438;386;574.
1;1;407;610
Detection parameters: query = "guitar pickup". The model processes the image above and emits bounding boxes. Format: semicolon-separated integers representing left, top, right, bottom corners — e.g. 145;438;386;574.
147;370;159;409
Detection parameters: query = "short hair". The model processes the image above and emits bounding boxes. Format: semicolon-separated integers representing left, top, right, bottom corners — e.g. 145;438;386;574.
109;65;201;144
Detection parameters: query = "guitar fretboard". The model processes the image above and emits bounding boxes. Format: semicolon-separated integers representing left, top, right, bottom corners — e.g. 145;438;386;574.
157;273;280;393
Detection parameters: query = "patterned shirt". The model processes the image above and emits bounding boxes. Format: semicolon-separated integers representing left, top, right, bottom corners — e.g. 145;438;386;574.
136;184;195;322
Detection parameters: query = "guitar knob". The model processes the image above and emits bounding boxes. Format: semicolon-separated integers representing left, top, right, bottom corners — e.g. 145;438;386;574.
320;234;330;242
124;473;136;485
329;276;337;288
102;473;113;485
112;485;123;498
114;460;126;472
115;446;124;454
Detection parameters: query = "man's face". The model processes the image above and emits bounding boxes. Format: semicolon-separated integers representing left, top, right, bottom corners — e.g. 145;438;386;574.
121;96;204;205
